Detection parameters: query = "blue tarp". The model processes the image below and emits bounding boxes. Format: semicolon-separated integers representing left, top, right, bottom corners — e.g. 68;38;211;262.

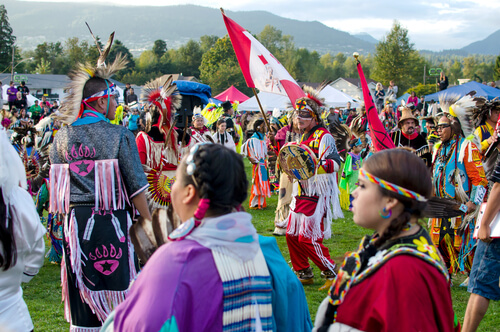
424;81;500;102
174;81;212;104
396;93;410;106
209;97;222;105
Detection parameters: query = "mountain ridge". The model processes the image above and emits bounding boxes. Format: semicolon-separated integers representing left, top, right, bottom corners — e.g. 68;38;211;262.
3;0;500;56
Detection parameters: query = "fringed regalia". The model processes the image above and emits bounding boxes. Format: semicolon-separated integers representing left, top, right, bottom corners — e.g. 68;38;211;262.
48;30;149;330
135;75;185;210
273;125;300;233
242;132;271;209
430;137;487;274
282;126;343;274
339;152;362;210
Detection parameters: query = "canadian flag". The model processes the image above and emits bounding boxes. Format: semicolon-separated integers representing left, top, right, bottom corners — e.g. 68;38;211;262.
222;11;305;105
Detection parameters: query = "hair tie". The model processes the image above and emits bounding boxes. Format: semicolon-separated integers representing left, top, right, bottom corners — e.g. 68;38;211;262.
194;198;210;221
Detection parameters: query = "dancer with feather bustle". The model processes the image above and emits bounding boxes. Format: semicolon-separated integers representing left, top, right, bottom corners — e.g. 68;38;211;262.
135;75;188;211
430;93;488;275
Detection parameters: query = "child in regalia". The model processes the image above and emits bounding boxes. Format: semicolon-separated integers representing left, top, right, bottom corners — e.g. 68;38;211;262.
339;138;363;210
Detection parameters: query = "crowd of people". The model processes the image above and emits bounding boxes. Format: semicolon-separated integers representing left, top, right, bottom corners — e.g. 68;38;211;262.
1;42;500;332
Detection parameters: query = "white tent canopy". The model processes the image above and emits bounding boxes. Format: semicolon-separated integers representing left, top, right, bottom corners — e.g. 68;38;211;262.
2;85;40;108
319;85;359;108
239;91;290;112
238;86;359;112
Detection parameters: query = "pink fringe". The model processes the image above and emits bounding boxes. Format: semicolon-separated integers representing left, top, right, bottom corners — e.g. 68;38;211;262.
63;210;137;323
61;251;71;323
94;159;130;211
49;164;70;214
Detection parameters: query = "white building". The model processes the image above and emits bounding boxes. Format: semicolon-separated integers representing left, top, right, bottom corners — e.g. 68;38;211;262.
330;78;382;101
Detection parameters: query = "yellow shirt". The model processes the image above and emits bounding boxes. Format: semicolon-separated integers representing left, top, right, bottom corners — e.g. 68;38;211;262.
474;122;494;153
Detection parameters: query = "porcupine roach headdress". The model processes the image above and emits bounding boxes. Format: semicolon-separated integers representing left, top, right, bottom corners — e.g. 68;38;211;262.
141;75;182;151
55;24;128;125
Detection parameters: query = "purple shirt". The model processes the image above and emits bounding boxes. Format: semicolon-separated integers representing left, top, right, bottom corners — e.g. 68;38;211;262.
7;87;17;102
114;240;223;331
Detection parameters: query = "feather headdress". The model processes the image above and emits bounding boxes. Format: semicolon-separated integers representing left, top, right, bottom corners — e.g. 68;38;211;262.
192;106;208;126
292;81;330;126
55;26;128;125
141;75;182;150
447;92;483;139
438;93;461;115
472;97;498;128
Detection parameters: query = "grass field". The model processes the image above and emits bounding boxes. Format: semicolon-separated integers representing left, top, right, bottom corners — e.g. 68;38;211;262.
23;160;500;331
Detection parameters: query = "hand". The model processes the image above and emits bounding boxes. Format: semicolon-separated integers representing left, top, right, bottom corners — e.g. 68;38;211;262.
466;201;477;212
487;131;497;145
249;157;259;164
478;223;492;243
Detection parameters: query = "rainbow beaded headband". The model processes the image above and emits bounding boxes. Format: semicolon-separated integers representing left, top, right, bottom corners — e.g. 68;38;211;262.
359;169;428;202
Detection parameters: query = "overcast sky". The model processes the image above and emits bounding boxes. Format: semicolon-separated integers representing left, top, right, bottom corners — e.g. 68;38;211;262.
22;0;500;51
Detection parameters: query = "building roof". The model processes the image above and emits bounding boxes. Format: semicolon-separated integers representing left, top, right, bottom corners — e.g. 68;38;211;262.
331;77;381;88
0;73;70;90
162;74;199;82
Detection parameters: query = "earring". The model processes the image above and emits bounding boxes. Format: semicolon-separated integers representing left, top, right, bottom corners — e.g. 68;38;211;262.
379;207;392;219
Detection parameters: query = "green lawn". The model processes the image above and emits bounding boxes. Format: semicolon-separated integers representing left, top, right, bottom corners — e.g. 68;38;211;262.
23;160;500;331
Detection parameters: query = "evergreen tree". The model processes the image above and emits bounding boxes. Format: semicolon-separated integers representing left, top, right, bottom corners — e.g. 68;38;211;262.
494;55;500;81
108;40;135;80
152;40;167;59
372;21;424;95
0;5;16;71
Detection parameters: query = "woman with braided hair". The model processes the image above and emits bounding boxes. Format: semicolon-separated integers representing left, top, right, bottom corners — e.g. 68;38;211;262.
104;143;312;332
314;149;460;332
212;117;236;151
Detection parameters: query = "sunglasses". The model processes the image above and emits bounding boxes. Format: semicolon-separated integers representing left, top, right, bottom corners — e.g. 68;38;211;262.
294;110;313;119
436;124;450;130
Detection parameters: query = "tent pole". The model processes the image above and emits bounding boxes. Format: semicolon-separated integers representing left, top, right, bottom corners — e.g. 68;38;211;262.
252;88;271;131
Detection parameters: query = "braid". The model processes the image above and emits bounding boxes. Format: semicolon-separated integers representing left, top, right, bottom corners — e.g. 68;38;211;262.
225;132;228;143
374;211;412;248
192;149;213;200
184;144;248;217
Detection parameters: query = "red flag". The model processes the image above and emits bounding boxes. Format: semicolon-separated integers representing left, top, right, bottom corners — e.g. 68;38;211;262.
222;12;305;105
356;59;396;151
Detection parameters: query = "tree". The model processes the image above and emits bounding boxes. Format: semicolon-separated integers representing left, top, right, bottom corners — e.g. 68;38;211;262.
33;42;63;73
462;56;477;80
199;36;250;95
494;55;500;81
152;40;167;59
405;83;436;96
108;40;135;80
136;50;158;73
372;21;424;95
0;5;16;71
199;35;219;53
258;25;283;55
176;40;203;77
35;58;51;74
448;60;463;85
